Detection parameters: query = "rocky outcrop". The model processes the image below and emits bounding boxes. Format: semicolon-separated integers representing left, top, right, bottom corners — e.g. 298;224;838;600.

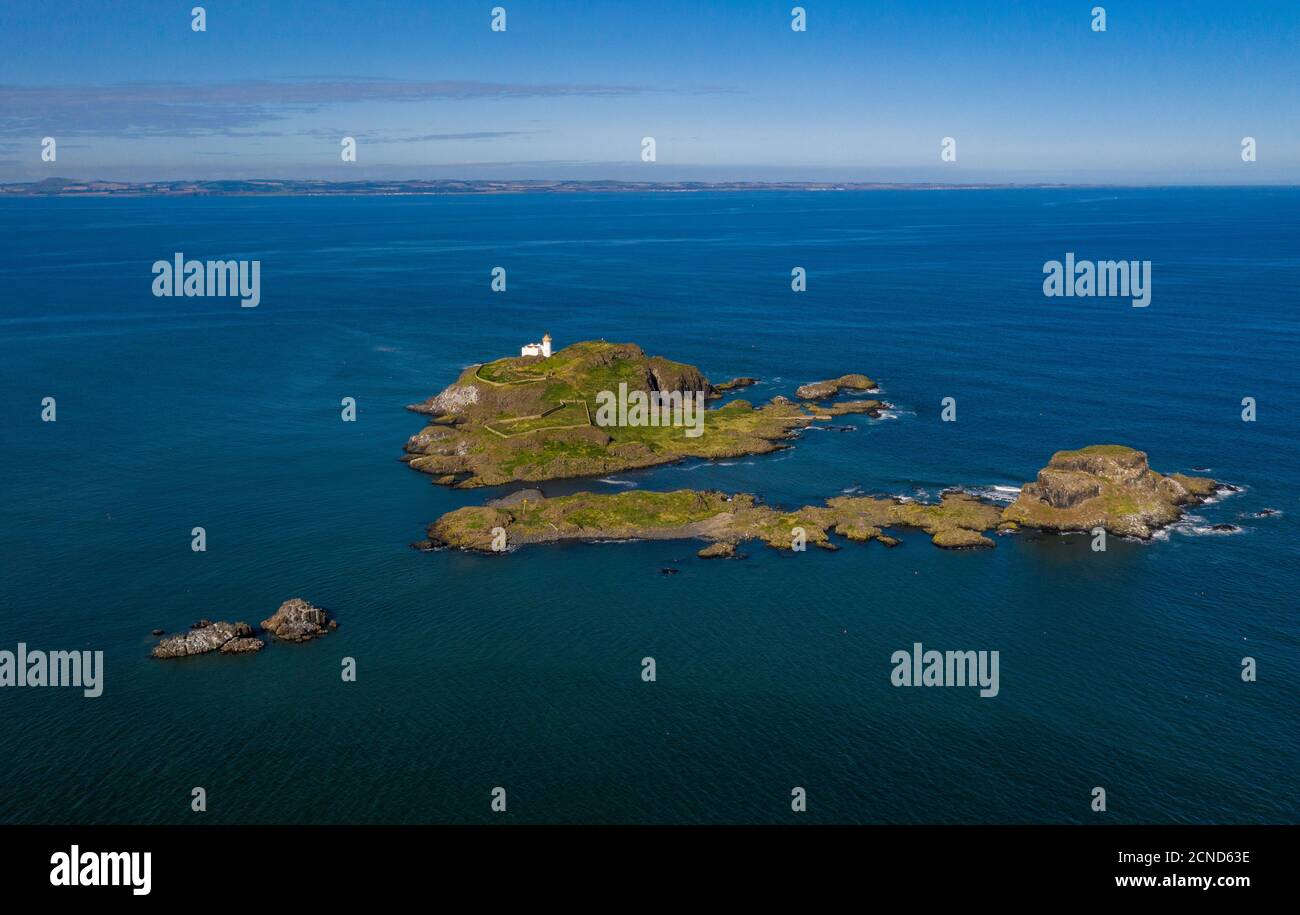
931;528;995;549
410;380;480;416
795;374;877;400
1002;445;1218;539
220;637;266;654
806;399;888;419
152;621;261;658
710;377;758;396
260;598;335;642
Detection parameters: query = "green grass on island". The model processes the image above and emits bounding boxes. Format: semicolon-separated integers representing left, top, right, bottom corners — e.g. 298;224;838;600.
403;340;883;488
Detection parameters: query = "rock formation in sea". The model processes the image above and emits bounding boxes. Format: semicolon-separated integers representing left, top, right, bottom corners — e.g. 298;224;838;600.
1001;445;1218;539
151;621;263;658
260;598;336;642
794;374;877;400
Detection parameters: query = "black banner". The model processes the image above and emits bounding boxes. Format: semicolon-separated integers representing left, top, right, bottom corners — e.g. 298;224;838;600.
0;824;1281;898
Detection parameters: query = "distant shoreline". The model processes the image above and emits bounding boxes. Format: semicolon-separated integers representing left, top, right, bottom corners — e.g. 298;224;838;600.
4;178;1295;198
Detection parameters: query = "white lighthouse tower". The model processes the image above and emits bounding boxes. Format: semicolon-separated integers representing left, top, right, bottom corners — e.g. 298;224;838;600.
520;332;553;358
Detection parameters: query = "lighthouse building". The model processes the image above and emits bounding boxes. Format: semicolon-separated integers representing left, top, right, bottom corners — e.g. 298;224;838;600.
521;333;552;358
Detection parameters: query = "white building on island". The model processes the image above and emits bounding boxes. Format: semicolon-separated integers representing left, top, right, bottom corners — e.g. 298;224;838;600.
521;333;552;358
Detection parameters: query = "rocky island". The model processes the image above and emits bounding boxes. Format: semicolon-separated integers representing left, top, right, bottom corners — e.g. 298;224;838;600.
402;340;887;488
417;488;1006;555
151;599;334;659
795;373;879;400
1002;445;1220;539
416;445;1221;556
152;621;264;658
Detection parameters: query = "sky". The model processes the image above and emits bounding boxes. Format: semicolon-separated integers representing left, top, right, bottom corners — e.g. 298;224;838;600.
1;0;1297;184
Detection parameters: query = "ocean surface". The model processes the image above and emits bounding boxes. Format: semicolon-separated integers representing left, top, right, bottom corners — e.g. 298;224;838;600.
1;188;1297;824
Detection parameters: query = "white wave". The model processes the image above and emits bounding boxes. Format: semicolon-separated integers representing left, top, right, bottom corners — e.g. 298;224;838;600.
841;485;861;494
961;484;1022;504
1183;523;1244;537
1201;484;1243;506
1162;518;1246;538
597;478;638;487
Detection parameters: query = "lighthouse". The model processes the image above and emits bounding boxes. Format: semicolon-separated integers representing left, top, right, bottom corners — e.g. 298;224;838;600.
520;333;553;358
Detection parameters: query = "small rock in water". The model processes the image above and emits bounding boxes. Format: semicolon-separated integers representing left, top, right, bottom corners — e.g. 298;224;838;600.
260;598;333;642
150;628;165;637
1210;523;1240;533
153;621;259;659
660;567;679;575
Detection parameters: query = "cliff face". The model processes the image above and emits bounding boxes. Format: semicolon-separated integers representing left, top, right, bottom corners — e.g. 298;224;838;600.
1002;445;1217;538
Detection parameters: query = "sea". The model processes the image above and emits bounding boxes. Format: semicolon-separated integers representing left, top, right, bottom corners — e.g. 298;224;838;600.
1;188;1296;823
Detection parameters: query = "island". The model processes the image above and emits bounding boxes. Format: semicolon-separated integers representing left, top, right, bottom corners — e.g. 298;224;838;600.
402;339;886;488
414;445;1221;556
1002;444;1220;539
150;599;335;659
795;373;879;400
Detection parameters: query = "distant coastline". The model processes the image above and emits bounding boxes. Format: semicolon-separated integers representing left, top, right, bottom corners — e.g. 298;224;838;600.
1;177;1137;198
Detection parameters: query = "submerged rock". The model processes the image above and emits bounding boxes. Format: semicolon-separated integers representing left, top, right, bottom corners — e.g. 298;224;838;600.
260;598;335;642
153;621;260;659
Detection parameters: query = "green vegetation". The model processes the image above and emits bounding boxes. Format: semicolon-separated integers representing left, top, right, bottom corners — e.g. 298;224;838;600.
423;488;1004;554
404;340;838;487
419;445;1223;556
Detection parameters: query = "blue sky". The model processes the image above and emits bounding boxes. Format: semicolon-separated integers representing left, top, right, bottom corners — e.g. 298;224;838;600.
1;0;1297;183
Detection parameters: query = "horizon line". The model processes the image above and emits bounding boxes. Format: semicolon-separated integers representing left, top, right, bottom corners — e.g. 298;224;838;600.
5;177;1299;197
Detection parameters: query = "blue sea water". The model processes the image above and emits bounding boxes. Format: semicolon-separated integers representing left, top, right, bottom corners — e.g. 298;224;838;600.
0;188;1297;824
